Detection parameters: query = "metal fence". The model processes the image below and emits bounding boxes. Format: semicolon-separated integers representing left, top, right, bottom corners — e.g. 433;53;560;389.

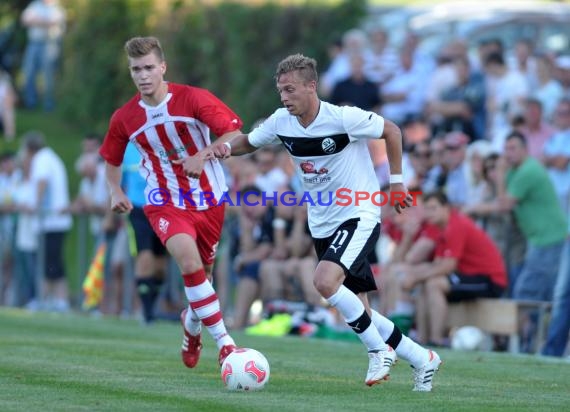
0;211;184;316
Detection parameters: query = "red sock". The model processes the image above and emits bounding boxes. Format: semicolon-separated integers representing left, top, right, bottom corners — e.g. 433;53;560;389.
182;269;233;347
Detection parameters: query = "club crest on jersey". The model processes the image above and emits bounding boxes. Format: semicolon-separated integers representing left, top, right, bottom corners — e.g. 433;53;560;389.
300;160;328;175
322;137;336;154
158;217;170;234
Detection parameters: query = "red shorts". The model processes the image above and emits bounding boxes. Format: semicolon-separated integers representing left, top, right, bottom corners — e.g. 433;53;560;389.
143;204;225;265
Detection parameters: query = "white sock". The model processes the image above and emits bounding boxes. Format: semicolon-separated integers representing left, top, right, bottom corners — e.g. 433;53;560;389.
371;310;429;368
184;307;202;336
327;285;387;352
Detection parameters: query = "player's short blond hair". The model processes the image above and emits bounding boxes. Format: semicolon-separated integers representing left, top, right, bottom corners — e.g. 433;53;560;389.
275;54;318;83
124;36;165;61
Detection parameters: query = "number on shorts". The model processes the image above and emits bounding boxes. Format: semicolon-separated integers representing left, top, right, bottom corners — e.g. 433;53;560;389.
329;229;349;253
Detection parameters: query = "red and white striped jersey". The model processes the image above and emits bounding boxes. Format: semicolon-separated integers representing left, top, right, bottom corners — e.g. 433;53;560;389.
100;83;242;210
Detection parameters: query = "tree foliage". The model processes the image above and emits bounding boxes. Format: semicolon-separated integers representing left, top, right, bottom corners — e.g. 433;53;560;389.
58;0;367;131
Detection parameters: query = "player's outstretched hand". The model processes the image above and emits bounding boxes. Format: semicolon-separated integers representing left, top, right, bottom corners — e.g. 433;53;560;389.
390;183;414;214
211;142;231;159
172;155;205;179
201;148;215;161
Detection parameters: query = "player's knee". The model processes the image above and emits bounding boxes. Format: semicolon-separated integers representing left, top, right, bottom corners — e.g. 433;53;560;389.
312;277;328;296
313;269;341;298
177;257;203;275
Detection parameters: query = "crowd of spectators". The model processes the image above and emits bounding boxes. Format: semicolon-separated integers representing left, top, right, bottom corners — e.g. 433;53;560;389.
1;11;569;356
316;27;570;355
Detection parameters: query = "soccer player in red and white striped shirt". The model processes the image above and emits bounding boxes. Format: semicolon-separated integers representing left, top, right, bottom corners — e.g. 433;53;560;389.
99;36;240;368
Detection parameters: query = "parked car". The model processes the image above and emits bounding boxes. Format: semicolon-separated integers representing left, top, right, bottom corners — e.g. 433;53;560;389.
365;1;570;56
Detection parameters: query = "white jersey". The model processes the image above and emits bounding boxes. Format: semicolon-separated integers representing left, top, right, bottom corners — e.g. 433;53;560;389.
30;147;72;232
249;101;384;238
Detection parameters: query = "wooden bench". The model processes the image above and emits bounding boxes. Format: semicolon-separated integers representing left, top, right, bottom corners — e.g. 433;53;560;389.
447;298;552;353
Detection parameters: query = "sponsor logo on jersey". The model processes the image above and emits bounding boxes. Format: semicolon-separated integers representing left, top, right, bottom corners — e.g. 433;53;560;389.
299;160;328;175
159;142;194;164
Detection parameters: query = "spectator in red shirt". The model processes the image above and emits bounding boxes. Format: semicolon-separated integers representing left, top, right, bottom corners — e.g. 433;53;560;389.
399;191;507;346
378;195;441;318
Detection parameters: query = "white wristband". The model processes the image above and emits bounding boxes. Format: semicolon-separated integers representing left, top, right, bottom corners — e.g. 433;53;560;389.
223;141;232;152
389;174;403;184
272;218;287;230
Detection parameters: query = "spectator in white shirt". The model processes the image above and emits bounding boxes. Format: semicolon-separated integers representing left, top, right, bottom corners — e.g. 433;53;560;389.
22;131;72;312
253;146;288;195
484;52;530;152
68;152;108;243
554;56;570;98
507;38;538;89
0;151;21;305
533;54;565;122
543;99;570;214
319;28;369;99
380;47;425;125
12;153;40;308
363;28;399;87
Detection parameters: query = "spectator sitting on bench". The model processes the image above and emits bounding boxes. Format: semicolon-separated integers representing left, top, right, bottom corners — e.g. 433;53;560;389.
463;153;526;296
259;203;321;311
377;190;440;329
398;191;507;346
232;185;275;330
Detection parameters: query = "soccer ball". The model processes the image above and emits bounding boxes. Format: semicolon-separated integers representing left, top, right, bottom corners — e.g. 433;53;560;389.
451;325;485;351
221;348;270;391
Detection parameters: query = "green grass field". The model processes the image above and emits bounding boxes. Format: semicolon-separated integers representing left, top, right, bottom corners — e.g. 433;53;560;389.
1;308;569;412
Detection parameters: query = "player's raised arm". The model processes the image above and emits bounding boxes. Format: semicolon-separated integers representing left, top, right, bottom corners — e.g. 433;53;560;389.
381;118;412;213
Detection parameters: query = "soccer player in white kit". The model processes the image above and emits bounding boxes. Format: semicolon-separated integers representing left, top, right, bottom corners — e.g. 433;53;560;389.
211;54;441;390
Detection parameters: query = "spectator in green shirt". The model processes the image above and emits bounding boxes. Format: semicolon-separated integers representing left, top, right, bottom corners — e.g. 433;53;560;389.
497;131;566;301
